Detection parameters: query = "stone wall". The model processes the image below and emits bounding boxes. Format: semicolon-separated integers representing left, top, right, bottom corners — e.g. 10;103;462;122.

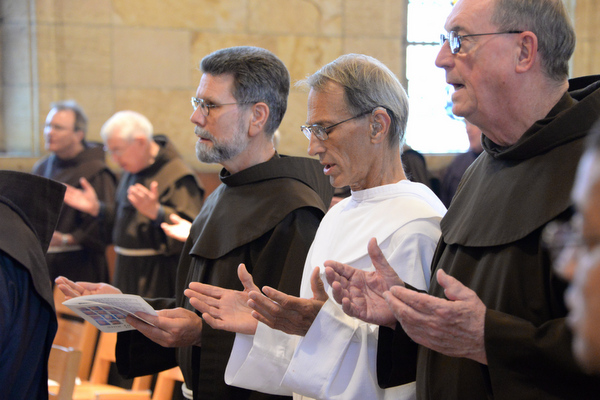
0;0;598;172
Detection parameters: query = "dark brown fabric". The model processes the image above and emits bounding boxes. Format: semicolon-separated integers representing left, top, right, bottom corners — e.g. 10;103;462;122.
116;155;333;400
32;142;116;282
378;76;600;399
110;135;204;298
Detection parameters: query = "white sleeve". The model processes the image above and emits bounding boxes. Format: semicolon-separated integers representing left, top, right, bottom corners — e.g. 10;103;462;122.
225;322;299;395
281;221;439;399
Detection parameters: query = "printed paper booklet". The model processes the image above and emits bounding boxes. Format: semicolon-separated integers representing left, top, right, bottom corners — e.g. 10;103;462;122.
62;294;158;332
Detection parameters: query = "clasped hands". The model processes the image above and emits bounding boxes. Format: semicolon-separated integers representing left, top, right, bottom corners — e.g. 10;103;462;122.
184;264;328;337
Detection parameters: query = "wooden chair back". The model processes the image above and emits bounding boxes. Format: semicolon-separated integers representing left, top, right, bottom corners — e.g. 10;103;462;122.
95;391;152;400
53;286;99;380
48;345;82;400
152;366;185;400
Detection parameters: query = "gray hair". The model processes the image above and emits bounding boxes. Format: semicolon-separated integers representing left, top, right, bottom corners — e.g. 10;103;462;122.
491;0;575;82
200;46;290;137
298;54;409;149
100;110;153;143
50;100;88;135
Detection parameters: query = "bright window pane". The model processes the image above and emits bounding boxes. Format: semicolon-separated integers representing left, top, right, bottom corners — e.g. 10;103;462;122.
405;0;468;154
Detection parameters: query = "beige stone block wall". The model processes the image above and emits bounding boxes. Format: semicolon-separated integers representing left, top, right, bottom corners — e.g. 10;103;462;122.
572;0;600;77
0;0;598;173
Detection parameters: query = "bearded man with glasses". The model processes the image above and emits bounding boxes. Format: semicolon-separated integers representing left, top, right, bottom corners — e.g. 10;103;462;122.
56;46;333;400
324;0;600;398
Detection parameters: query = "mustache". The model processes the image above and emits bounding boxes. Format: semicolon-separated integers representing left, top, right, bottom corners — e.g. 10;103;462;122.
195;127;215;141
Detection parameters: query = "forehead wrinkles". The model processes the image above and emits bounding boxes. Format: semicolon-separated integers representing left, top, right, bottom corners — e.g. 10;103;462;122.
306;84;348;125
445;0;494;33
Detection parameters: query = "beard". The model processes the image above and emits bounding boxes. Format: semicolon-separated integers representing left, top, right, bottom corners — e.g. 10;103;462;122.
194;119;248;164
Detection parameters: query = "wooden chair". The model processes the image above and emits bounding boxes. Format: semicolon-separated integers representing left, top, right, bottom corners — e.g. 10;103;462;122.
152;366;185;400
48;345;82;400
95;391;152;400
72;331;153;400
53;285;99;380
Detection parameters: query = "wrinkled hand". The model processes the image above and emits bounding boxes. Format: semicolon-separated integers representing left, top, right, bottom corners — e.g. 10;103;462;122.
127;307;203;347
184;264;260;335
384;269;487;364
54;276;122;299
63;177;100;217
161;213;192;242
324;238;404;329
248;267;328;336
128;181;160;220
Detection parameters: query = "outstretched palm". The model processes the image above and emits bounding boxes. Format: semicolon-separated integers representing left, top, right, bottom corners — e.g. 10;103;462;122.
324;238;404;329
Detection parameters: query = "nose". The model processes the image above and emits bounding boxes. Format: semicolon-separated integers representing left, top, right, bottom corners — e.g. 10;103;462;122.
307;133;324;157
435;41;454;70
190;108;207;127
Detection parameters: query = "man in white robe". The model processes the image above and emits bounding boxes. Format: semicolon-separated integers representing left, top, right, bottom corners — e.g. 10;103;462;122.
186;54;446;399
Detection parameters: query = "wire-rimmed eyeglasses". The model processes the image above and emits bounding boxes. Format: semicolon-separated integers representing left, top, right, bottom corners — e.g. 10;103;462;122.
440;30;523;54
301;110;371;141
191;97;254;117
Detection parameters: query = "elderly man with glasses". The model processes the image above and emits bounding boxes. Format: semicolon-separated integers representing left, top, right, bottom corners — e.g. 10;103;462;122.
57;46;334;400
185;53;446;399
325;0;600;398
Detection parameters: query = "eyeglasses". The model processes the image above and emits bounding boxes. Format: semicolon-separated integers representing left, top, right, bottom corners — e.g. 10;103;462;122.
44;123;75;132
104;141;134;157
191;97;254;117
440;30;523;54
542;216;600;264
301;110;371;141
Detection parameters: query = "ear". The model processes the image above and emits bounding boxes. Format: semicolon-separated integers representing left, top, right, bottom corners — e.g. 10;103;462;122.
369;107;391;144
247;102;270;137
75;129;85;143
515;31;537;74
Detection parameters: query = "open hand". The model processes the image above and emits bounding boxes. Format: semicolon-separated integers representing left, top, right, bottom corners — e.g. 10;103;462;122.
128;181;160;220
161;213;192;242
63;177;100;217
248;267;328;336
324;238;404;328
54;276;122;299
384;269;487;364
185;264;260;335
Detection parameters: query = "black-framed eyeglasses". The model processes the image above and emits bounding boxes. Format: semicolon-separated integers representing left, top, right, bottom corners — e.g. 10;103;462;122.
191;97;254;117
301;110;371;141
440;30;523;54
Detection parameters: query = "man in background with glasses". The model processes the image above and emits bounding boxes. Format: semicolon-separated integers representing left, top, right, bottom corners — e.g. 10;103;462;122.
326;0;600;398
185;53;446;399
57;46;333;400
33;100;116;285
550;120;600;376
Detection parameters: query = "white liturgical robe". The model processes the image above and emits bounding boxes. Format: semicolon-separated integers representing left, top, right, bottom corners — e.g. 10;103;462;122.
225;180;446;399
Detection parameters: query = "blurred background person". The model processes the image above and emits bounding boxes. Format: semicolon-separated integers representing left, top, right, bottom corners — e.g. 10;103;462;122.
439;119;483;207
32;100;116;284
548;120;600;374
64;110;204;298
